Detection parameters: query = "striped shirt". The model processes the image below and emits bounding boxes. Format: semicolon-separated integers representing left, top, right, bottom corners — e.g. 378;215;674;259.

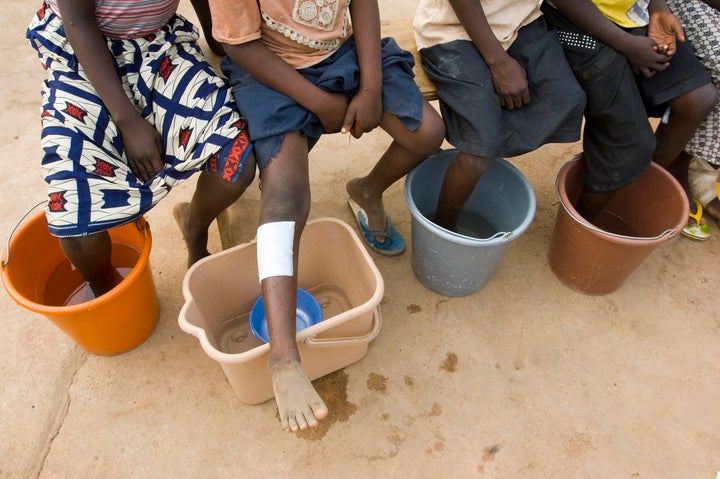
46;0;180;38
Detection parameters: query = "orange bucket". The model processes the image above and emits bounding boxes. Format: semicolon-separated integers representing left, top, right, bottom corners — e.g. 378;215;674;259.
1;207;159;355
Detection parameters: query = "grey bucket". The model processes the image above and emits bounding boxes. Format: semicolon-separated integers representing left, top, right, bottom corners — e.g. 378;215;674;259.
404;149;536;296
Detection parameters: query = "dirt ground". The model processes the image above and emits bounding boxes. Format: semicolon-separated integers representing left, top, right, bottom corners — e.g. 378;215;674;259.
1;1;719;478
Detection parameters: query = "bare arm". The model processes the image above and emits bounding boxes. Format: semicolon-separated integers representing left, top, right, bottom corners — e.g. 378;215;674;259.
189;0;224;55
222;39;348;133
345;0;383;137
448;0;529;109
551;0;671;77
56;0;163;182
647;0;685;55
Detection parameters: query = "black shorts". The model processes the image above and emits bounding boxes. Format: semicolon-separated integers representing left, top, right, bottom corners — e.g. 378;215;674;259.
542;4;712;192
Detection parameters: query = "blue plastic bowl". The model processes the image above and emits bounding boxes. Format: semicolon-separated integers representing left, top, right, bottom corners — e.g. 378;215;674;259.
249;288;323;343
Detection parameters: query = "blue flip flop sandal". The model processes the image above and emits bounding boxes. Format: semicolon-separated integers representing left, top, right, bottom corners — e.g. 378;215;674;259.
347;197;406;256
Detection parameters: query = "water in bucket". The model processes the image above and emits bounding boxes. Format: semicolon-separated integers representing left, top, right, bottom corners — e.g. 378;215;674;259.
42;243;139;306
453;211;499;239
424;210;499;239
215;313;264;354
591;211;638;237
405;150;536;297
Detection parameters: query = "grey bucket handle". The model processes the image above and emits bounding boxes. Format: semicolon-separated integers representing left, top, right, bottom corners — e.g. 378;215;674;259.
555;168;678;242
303;307;382;348
2;200;47;268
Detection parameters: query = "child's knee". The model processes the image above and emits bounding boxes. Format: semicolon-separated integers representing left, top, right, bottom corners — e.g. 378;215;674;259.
454;151;493;177
261;177;311;223
671;83;719;122
415;110;446;156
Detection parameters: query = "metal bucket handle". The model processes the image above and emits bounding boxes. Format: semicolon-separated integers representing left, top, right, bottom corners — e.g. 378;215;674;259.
2;200;47;268
486;231;513;242
555;168;677;242
2;201;151;268
303;307;382;348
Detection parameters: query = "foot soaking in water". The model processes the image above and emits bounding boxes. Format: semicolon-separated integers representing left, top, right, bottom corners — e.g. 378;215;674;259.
413;0;585;233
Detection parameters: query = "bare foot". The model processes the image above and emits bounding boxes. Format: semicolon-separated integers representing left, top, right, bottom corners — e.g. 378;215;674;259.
173;202;210;267
87;267;125;299
269;359;328;432
346;178;387;241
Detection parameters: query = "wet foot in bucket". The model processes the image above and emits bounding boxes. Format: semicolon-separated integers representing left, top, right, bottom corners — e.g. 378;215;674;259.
173;202;210;267
269;358;328;432
84;267;125;301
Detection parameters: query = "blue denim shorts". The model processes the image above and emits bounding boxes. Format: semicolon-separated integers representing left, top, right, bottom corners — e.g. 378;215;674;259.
221;36;423;170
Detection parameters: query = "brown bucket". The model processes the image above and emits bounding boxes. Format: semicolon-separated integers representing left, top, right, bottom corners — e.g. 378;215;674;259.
548;158;689;295
1;206;159;355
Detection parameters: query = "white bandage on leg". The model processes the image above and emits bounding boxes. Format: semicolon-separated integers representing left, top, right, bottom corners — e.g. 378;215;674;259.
256;221;295;282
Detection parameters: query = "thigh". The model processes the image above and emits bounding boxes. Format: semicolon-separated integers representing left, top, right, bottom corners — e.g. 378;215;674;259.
420;40;503;157
638;38;712;111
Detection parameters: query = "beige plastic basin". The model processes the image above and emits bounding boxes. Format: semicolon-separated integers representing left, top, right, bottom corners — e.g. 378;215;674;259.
179;217;384;404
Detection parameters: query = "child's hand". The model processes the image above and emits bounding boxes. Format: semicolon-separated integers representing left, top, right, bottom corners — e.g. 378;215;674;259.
489;56;530;110
648;10;685;57
342;86;382;139
617;34;671;78
314;91;349;133
117;116;164;183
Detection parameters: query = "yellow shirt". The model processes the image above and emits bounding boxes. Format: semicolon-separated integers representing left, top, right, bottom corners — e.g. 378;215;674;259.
592;0;650;28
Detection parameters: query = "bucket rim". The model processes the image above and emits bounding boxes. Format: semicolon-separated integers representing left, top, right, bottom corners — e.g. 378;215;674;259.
1;211;153;314
178;216;385;363
555;158;681;243
404;153;537;246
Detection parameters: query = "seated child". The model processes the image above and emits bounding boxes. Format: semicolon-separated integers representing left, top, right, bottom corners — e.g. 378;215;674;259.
413;0;586;232
542;0;718;223
210;0;445;431
665;0;720;240
26;0;255;298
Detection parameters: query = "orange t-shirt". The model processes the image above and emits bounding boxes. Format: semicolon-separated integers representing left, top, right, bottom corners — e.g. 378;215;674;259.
210;0;353;68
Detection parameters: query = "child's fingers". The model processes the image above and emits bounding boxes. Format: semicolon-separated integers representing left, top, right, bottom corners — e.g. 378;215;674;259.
341;109;356;134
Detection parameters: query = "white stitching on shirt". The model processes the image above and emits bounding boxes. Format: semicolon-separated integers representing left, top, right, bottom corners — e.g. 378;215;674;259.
260;6;349;51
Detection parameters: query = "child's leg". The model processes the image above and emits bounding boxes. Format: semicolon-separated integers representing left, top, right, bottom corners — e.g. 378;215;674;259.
575;188;616;223
257;131;328;432
346;101;444;239
653;83;718;168
434;152;493;232
174;148;256;267
59;232;116;298
173;165;256;266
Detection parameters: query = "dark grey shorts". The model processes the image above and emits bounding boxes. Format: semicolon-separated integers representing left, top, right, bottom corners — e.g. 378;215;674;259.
419;17;586;159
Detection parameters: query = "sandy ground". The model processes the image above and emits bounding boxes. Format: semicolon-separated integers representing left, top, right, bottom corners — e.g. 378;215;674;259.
2;1;720;478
